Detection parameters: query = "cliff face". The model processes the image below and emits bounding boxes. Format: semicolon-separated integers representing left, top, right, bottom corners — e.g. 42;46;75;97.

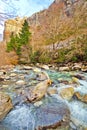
4;17;26;42
28;0;81;26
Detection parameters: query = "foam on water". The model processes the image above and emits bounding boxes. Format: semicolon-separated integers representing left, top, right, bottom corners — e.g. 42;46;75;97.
75;80;87;94
68;100;87;127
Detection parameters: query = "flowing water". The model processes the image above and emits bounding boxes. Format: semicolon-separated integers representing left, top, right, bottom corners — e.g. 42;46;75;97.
0;66;87;130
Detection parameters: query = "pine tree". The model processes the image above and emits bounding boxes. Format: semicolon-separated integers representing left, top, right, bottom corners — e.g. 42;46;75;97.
7;20;31;62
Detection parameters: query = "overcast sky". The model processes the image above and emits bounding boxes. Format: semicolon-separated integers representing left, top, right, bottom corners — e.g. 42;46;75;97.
0;0;54;40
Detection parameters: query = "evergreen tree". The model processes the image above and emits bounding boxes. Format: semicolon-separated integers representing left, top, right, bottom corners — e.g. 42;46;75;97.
7;20;31;61
19;20;31;45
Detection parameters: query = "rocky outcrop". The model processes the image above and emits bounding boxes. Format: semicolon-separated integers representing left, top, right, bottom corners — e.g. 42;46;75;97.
4;17;26;42
0;92;13;121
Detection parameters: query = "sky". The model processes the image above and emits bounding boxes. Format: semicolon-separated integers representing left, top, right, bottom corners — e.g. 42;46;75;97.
0;0;54;40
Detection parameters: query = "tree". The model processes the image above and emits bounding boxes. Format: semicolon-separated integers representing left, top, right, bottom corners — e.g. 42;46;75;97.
19;20;31;45
7;20;31;62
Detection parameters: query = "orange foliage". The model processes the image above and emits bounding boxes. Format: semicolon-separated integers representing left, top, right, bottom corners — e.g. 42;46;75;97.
0;42;18;66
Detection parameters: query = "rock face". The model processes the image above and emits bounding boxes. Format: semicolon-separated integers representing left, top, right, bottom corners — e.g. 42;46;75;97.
4;17;26;42
0;92;13;121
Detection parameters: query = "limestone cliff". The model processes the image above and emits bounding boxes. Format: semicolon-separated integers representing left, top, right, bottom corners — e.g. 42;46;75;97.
4;17;26;42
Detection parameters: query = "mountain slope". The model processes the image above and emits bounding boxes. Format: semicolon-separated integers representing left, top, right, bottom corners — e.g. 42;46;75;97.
27;0;86;50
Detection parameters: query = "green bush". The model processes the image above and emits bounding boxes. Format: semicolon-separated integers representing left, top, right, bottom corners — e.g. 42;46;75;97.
30;50;41;64
39;52;51;64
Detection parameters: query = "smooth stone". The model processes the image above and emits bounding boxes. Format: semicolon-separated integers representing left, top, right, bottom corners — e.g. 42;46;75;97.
40;65;50;70
2;85;9;88
23;66;33;70
59;87;74;100
59;67;70;71
5;76;10;80
0;92;13;121
10;73;17;77
34;97;70;130
16;80;25;85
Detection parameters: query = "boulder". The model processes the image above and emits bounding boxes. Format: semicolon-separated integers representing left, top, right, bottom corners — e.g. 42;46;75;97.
81;66;87;72
59;87;74;100
72;63;82;70
74;92;87;103
26;79;52;102
34;97;70;130
0;92;13;121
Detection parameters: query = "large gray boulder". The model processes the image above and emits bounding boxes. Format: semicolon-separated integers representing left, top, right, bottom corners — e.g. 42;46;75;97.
34;97;70;130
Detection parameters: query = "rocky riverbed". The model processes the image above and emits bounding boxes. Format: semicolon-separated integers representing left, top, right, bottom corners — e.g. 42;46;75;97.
0;64;87;130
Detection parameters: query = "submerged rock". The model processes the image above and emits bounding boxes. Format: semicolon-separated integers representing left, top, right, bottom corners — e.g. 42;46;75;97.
0;92;13;121
34;97;70;130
